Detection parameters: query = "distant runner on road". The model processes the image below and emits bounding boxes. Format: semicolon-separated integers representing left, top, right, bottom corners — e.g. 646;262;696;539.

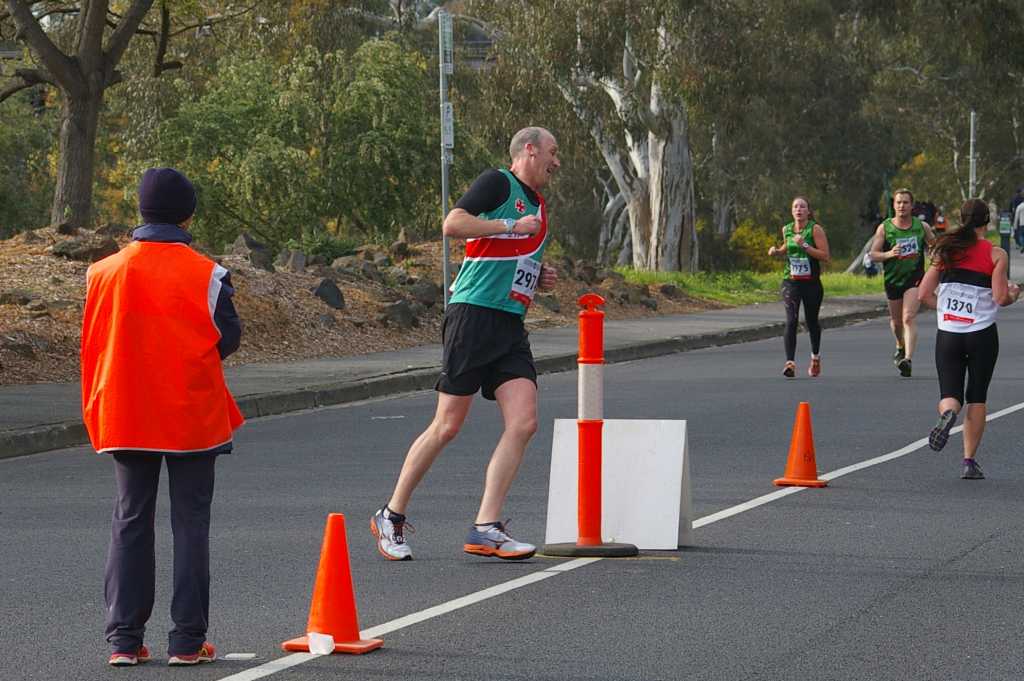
869;188;937;377
919;198;1020;479
371;127;560;561
767;196;831;378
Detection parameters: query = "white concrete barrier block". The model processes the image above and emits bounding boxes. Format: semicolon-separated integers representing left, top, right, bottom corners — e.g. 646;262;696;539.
544;418;693;550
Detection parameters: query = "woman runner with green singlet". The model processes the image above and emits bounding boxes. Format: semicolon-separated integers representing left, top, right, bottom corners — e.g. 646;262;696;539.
768;196;831;377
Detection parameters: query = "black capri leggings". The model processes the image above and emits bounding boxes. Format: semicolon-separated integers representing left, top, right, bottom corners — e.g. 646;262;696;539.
935;324;999;405
782;279;823;361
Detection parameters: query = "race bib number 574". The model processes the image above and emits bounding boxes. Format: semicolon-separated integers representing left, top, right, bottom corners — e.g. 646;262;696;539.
896;236;919;258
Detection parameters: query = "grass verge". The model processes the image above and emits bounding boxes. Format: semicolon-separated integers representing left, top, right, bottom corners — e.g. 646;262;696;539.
621;269;884;306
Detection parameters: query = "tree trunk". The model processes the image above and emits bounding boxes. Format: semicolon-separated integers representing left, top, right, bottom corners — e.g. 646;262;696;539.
626;186;653;270
52;88;103;227
647;100;697;271
845;234;873;273
714;193;734;236
597;191;628;265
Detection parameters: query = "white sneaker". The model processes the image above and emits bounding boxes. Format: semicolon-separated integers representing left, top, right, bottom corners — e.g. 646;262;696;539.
463;520;535;560
370;507;413;561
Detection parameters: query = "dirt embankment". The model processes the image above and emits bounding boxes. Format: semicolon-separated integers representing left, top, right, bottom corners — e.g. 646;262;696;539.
0;228;722;385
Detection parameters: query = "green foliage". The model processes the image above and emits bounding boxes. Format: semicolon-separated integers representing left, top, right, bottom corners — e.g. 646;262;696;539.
330;38;439;236
5;0;1021;270
866;0;1024;205
0;93;55;236
890;153;961;218
140;38;440;251
728;220;779;273
284;231;359;261
620;269;882;306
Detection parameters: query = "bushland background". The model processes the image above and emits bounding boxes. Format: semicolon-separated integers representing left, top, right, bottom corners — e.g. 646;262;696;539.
1;0;1022;383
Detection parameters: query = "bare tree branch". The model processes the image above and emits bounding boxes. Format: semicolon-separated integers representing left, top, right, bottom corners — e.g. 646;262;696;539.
0;66;54;102
78;0;110;69
151;1;172;76
4;0;80;91
0;79;34;101
167;3;258;39
104;0;155;69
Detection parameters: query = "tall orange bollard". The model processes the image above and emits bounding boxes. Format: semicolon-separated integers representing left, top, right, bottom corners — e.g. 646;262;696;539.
541;294;638;557
773;402;827;488
282;514;383;654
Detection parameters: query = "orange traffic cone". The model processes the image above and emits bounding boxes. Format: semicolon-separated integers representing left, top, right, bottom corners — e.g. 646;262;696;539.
282;513;383;654
773;402;827;488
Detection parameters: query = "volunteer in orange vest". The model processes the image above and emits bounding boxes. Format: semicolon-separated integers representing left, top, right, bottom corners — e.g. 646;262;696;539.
81;167;243;667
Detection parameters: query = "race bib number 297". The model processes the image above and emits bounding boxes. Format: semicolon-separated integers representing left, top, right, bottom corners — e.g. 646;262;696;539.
509;256;541;306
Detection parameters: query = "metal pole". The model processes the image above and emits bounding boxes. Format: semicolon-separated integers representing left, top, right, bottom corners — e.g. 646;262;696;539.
969;110;977;197
438;11;454;308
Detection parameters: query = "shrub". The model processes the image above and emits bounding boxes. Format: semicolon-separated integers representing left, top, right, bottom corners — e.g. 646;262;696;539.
728;220;778;272
285;231;359;261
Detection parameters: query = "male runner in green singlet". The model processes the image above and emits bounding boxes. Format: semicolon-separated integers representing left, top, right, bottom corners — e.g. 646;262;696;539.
371;127;560;561
869;188;937;377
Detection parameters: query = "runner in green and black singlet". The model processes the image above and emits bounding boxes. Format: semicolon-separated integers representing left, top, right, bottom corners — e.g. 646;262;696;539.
881;216;927;296
768;196;831;378
869;188;937;377
371;126;560;564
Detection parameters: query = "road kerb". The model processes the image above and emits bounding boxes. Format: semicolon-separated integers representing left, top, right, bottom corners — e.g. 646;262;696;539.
0;304;886;460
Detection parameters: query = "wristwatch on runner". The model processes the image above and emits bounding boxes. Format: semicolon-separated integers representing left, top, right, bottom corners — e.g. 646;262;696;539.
502;218;516;234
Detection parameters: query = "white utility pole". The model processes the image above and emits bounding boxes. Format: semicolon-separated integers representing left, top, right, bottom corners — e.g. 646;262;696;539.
969;110;977;197
438;10;454;307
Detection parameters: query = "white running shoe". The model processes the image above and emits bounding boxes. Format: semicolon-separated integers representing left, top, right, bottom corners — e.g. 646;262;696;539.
464;520;535;560
370;507;413;561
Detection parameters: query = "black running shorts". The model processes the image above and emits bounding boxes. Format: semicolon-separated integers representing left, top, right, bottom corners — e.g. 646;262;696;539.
934;325;999;405
884;272;924;301
436;303;537;400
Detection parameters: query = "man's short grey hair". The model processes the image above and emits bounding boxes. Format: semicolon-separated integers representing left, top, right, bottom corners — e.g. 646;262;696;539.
509;127;550;160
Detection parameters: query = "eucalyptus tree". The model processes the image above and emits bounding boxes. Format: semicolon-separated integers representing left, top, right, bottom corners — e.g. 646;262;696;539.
0;1;257;228
867;0;1024;205
472;1;707;271
692;0;895;254
471;0;890;271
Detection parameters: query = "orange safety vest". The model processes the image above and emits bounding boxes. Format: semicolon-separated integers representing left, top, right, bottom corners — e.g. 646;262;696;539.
81;241;244;453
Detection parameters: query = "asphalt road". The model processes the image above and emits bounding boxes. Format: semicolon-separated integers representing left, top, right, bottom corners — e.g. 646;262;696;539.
3;307;1024;681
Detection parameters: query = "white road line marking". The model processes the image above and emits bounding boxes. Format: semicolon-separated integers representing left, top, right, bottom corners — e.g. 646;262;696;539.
692;487;802;528
218;653;314;680
219;402;1024;680
217;560;600;680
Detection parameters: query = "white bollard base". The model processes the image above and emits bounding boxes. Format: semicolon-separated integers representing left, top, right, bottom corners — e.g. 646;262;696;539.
544;419;692;550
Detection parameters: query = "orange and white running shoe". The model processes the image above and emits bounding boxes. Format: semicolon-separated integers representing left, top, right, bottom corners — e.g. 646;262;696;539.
464;520;535;560
168;642;216;666
108;645;151;667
